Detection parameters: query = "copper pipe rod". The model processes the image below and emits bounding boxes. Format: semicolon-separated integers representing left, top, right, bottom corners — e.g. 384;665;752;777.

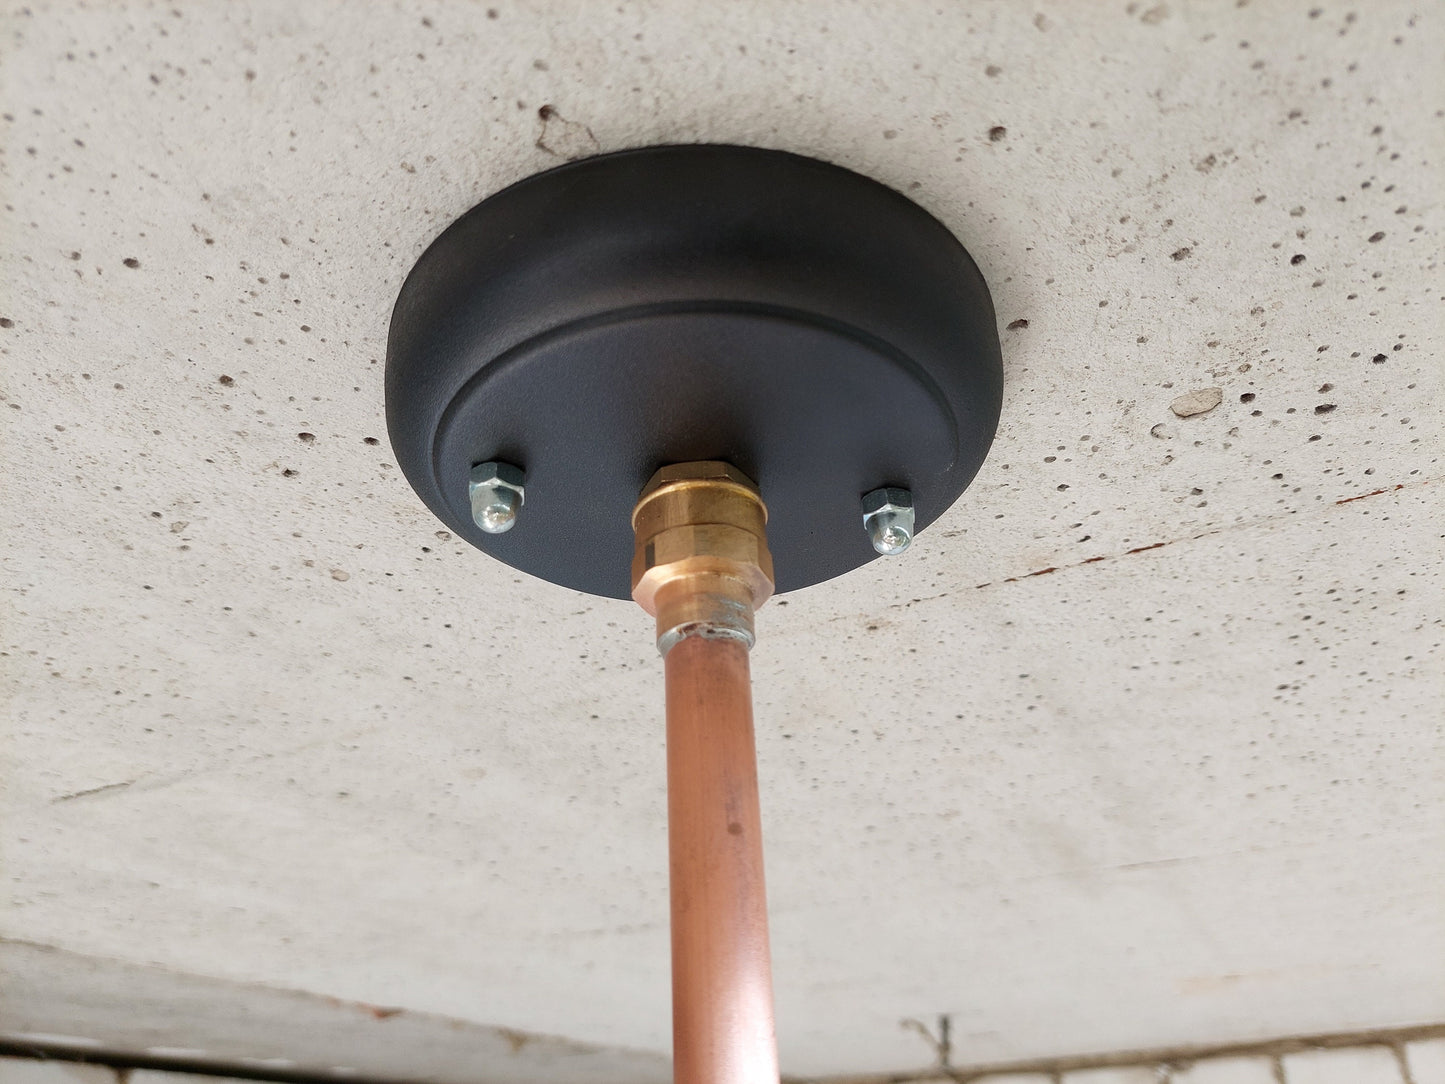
632;462;779;1084
665;634;778;1084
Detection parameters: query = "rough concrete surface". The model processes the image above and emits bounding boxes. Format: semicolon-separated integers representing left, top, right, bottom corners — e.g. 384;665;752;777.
1;0;1441;1079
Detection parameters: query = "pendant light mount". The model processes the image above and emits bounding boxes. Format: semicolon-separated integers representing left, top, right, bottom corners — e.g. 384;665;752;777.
385;144;1002;599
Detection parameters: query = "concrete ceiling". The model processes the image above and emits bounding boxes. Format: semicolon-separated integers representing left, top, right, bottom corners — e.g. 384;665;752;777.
2;0;1441;1079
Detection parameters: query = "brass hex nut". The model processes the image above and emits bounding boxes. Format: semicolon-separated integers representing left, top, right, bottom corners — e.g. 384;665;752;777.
631;462;774;620
637;460;759;501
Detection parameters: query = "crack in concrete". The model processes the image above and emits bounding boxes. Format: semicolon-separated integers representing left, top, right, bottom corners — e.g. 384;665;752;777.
971;526;1226;590
892;474;1434;608
35;726;383;811
51;779;136;803
1335;482;1406;505
790;474;1434;637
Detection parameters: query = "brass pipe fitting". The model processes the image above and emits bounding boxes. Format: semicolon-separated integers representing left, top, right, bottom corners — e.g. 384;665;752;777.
631;462;775;656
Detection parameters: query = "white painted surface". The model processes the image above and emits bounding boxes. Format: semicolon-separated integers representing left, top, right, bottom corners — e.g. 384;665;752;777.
1409;1041;1445;1084
1061;1068;1161;1084
1282;1047;1405;1084
0;1061;113;1084
1;0;1441;1078
1172;1056;1279;1084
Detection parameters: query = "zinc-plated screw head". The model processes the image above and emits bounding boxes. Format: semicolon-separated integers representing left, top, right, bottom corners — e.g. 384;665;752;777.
861;487;914;555
469;461;525;534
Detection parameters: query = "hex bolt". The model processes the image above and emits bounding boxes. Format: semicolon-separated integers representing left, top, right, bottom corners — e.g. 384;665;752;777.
469;461;526;534
861;487;914;555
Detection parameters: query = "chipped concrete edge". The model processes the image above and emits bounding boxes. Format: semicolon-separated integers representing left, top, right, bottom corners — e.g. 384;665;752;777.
0;938;671;1084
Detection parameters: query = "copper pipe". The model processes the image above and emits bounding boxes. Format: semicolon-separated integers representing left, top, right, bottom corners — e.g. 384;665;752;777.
632;462;779;1084
666;635;778;1084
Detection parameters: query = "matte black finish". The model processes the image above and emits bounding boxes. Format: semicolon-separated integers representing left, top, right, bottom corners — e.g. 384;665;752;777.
386;145;1002;599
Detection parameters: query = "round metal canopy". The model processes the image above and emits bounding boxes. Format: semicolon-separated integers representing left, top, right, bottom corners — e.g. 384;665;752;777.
385;144;1002;599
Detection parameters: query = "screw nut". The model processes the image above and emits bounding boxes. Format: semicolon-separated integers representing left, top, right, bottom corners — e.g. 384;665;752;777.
469;461;526;534
861;487;914;555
